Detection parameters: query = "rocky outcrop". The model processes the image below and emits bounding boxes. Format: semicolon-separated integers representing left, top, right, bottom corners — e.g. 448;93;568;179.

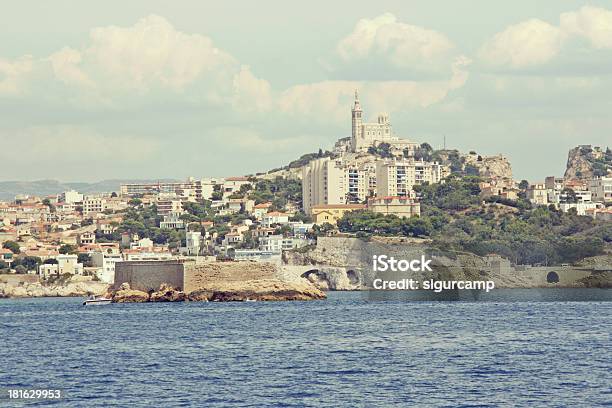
578;272;612;288
111;283;149;303
204;279;326;301
464;153;513;180
0;277;109;298
111;277;326;303
187;289;213;302
149;283;186;302
564;145;611;181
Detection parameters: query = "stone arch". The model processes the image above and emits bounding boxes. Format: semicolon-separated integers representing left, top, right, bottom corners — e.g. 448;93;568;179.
546;271;560;284
301;269;322;280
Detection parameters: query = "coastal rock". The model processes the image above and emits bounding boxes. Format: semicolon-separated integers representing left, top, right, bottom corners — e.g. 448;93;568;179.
207;279;326;302
0;277;109;298
187;289;212;302
112;283;149;303
150;283;186;302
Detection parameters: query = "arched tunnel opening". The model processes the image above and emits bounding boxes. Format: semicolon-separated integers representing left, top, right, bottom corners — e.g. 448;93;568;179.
546;271;560;284
301;269;322;280
346;270;359;284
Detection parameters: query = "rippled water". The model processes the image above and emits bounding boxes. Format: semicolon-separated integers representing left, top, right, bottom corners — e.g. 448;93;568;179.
1;290;611;407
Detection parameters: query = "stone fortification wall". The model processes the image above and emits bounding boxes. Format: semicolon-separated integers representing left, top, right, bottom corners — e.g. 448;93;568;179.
114;261;184;292
183;261;279;292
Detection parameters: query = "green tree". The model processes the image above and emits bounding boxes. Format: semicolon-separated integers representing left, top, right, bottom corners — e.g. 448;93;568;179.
19;256;42;270
128;198;142;206
2;241;20;254
560;188;577;204
77;253;93;267
59;244;77;254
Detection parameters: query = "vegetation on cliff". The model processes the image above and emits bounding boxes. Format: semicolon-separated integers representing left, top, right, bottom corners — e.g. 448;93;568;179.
337;175;610;265
564;145;611;180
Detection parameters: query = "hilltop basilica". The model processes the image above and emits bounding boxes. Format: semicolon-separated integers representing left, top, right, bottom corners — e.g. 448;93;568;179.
347;90;417;154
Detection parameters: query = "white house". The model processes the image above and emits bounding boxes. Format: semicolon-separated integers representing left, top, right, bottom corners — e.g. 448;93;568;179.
91;252;122;283
262;212;290;227
38;254;84;278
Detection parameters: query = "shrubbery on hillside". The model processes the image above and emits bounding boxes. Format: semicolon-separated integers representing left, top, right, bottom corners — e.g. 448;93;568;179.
337;175;609;265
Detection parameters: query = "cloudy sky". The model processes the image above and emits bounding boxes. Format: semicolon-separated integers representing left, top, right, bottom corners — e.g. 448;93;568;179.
1;0;611;182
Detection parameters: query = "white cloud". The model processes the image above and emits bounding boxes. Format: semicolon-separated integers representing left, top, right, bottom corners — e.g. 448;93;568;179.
0;15;256;110
84;15;235;92
479;6;612;69
231;66;272;113
279;56;471;123
337;12;456;71
560;6;612;49
48;47;94;88
479;19;565;68
0;56;34;95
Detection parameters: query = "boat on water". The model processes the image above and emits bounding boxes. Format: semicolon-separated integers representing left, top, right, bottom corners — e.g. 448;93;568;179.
83;295;112;306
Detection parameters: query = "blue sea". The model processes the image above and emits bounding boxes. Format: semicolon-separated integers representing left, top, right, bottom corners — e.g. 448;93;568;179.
1;290;611;407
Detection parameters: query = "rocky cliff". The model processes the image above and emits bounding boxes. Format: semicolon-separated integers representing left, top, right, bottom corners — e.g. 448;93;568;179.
0;275;109;298
564;145;611;181
464;153;513;180
282;237;611;289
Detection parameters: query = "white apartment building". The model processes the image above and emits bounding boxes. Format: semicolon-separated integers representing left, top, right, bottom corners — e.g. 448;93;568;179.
258;235;309;253
222;177;252;197
82;196;107;216
130;238;153;249
302;157;375;214
60;190;83;204
201;178;221;200
222;233;244;247
561;190;591;203
559;202;598;216
375;159;444;197
262;212;290;227
160;213;185;230
185;231;201;256
120;177;204;199
589;177;612;203
157;198;184;216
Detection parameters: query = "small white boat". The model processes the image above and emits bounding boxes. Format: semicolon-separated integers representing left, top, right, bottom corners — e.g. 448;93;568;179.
245;298;257;302
83;295;112;305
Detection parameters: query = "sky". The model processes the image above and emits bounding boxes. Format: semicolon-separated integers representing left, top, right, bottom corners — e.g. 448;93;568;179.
1;0;611;182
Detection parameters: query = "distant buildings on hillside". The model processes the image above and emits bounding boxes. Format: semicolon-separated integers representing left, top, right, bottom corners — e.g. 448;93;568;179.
525;175;611;218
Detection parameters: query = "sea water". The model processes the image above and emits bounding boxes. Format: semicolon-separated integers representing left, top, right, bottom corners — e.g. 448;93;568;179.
0;289;610;407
